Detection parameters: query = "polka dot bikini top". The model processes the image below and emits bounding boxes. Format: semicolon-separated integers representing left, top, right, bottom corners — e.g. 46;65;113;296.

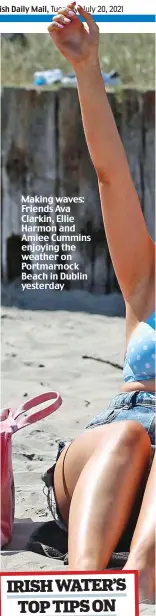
123;311;156;383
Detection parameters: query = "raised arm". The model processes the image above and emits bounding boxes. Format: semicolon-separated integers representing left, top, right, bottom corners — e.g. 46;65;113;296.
49;4;154;301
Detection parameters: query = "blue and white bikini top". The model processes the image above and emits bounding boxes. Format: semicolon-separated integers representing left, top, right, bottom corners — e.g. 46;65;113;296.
123;311;156;383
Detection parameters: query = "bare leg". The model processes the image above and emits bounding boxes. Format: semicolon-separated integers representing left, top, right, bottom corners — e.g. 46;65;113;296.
54;421;151;570
124;453;155;604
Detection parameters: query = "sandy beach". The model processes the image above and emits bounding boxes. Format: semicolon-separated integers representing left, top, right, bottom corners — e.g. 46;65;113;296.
1;285;155;615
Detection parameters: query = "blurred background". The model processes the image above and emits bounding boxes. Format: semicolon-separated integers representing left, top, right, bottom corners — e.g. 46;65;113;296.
1;33;155;88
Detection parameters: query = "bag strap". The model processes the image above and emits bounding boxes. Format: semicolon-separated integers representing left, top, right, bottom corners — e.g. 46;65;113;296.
0;392;62;434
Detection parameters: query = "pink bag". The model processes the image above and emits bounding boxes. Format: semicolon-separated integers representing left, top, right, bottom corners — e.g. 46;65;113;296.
0;391;62;548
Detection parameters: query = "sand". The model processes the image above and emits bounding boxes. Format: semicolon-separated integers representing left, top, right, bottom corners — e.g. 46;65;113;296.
1;285;155;615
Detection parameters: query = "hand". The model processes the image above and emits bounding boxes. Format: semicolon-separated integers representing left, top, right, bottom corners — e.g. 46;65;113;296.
48;2;99;69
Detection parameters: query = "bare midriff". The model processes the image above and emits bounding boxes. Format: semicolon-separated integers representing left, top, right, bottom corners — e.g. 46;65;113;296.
121;379;155;393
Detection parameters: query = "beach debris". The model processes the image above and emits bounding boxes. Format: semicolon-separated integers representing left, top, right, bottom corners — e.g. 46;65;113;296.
22;453;35;460
102;70;121;86
82;354;123;370
34;69;64;86
33;68;121;88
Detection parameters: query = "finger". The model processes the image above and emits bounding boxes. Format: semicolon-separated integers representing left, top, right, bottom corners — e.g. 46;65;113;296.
53;13;71;24
57;6;77;19
67;1;76;7
77;5;98;32
48;3;77;32
48;21;64;30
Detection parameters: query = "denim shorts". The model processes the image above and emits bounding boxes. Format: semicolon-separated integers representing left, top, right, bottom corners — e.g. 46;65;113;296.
86;390;155;451
43;390;155;532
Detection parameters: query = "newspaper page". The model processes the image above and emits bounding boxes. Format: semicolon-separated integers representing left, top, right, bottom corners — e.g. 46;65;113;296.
1;3;156;616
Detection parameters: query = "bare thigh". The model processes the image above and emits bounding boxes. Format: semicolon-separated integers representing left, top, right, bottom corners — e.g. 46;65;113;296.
53;422;150;525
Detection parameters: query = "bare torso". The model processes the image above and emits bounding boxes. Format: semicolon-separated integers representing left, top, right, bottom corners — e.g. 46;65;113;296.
121;379;155;392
